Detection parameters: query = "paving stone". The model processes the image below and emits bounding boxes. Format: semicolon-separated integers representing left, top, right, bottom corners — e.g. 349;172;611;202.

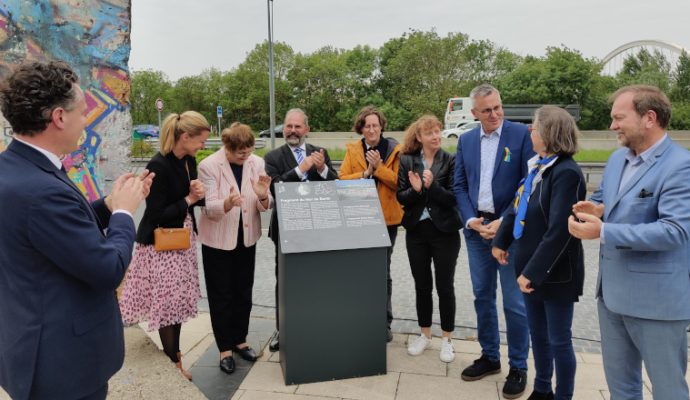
296;371;400;400
235;392;336;400
386;339;448;377
239;362;296;394
395;372;501;400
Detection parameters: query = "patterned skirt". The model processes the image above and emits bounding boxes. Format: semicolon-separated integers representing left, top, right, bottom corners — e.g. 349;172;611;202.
119;215;201;331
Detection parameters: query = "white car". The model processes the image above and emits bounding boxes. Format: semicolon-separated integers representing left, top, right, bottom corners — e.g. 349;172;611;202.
442;121;480;139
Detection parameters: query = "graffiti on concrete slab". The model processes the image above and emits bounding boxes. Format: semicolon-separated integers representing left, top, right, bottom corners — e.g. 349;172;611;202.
0;1;132;201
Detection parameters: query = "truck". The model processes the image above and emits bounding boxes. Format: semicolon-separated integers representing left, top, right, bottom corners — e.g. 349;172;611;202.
444;97;581;130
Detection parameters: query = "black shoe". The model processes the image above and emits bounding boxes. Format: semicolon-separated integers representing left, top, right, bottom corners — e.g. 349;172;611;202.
232;345;258;362
502;367;527;399
269;331;279;352
219;355;235;374
386;328;393;343
461;355;501;381
527;390;554;400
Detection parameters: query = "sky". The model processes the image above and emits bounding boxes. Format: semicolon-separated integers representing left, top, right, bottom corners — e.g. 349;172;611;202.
129;0;690;81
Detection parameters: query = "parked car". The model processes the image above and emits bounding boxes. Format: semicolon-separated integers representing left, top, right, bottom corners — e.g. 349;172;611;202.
258;124;284;138
132;124;159;139
442;121;480;139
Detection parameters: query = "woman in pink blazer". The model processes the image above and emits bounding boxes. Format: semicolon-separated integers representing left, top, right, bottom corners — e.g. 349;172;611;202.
197;122;272;374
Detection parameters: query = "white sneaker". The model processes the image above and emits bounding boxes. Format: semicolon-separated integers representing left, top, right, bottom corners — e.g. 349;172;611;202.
407;334;432;356
440;337;455;362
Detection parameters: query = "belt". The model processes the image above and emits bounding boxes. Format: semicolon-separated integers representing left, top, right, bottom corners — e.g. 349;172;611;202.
478;211;497;221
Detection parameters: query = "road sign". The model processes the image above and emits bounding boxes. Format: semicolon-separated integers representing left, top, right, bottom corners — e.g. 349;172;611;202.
217;105;223;118
155;98;164;111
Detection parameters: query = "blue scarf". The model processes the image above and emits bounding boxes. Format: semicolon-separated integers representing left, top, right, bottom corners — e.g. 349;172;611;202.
512;156;556;239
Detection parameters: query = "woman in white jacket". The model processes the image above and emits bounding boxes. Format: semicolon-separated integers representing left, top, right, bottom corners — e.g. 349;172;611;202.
197;122;272;374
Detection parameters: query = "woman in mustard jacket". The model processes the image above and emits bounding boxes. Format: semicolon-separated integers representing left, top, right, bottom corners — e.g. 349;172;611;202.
339;105;403;342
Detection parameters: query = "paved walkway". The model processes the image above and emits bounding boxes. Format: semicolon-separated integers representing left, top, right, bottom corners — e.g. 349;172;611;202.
0;231;664;400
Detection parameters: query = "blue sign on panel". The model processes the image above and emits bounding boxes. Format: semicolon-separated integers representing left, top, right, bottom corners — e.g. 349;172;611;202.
216;105;223;118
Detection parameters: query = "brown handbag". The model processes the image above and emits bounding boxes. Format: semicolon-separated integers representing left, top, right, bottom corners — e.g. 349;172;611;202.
153;227;191;251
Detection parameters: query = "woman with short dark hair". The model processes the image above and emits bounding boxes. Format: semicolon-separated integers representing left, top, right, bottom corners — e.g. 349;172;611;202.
197;122;272;374
339;106;403;342
492;106;586;400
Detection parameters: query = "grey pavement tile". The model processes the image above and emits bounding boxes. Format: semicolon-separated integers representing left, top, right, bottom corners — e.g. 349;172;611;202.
295;372;400;400
395;372;501;400
239;362;297;394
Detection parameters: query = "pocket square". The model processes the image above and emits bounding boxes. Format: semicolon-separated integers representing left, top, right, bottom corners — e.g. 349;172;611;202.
638;188;653;198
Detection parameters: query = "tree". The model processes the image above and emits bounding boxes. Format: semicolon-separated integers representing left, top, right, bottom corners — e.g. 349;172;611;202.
617;48;671;92
376;29;518;128
130;70;172;125
495;46;612;129
671;51;690;102
225;41;295;130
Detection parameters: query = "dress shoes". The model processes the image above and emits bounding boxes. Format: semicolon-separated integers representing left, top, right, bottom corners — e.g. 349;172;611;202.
233;345;258;362
269;332;280;352
219;355;235;374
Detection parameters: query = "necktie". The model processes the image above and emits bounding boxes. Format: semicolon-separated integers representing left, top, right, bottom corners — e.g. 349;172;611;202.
512;156;556;239
294;147;304;164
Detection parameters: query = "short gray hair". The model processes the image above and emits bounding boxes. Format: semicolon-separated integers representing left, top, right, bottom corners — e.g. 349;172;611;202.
284;108;309;127
533;105;579;156
469;84;501;102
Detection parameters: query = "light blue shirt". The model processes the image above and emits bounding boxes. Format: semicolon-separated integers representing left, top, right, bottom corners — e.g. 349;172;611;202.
601;133;667;243
477;124;503;213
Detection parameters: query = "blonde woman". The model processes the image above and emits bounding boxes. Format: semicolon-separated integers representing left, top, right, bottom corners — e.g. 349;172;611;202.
396;115;461;363
119;111;210;380
197;122;272;374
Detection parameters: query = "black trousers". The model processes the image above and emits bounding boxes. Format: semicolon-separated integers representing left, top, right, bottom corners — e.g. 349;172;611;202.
386;225;399;327
201;234;256;352
405;219;460;332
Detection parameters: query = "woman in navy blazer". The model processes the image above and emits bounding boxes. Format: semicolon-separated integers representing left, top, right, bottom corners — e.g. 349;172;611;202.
397;115;462;363
492;106;585;400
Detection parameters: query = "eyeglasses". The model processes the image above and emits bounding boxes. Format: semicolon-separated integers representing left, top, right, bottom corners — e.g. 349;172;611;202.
477;105;503;116
363;124;381;131
527;124;536;133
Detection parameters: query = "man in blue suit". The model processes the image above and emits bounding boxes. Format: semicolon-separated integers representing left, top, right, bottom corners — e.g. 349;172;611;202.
453;84;533;399
570;85;690;400
0;60;153;399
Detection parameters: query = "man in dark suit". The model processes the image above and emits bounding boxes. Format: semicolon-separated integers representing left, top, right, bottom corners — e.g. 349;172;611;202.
453;84;534;399
264;108;337;351
0;60;152;400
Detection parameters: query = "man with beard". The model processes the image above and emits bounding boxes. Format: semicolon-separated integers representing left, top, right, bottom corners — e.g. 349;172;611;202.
264;108;337;351
569;85;690;400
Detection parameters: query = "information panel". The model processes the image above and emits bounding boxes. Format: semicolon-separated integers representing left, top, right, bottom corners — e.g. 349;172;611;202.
275;180;391;253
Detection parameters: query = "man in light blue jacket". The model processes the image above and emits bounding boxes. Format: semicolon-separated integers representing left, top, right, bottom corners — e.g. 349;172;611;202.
569;85;690;400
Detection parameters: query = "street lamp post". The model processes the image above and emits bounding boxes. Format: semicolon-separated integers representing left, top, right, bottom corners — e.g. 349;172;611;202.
267;0;276;149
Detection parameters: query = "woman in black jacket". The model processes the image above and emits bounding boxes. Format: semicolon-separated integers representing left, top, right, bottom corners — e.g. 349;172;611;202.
397;115;462;363
492;106;585;400
119;111;210;381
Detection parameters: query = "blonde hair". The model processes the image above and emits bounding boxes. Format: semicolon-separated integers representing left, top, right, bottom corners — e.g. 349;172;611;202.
401;115;443;155
221;122;255;151
159;111;210;155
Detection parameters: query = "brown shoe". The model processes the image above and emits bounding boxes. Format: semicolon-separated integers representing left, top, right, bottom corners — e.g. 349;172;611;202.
176;351;193;381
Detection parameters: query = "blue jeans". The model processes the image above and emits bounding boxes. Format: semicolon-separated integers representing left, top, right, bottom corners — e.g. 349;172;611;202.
465;232;529;369
598;299;689;400
524;295;576;400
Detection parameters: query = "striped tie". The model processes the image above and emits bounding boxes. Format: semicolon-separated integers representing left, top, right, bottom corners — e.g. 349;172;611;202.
294;147;304;164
